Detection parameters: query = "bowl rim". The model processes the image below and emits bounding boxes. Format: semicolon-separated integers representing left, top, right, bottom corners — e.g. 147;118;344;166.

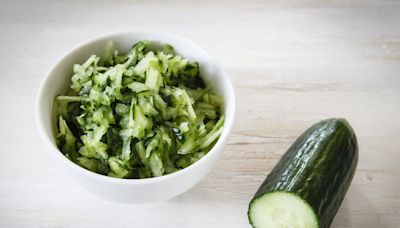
36;30;235;185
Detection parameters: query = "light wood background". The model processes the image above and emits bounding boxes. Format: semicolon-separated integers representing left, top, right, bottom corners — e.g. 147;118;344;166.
0;0;399;227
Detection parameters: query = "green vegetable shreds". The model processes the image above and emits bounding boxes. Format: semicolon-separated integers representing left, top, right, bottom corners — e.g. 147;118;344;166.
54;40;224;178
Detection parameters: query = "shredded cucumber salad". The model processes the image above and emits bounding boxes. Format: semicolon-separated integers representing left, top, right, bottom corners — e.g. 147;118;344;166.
55;41;224;178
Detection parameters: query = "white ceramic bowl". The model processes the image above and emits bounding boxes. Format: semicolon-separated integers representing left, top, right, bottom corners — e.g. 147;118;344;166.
36;31;235;203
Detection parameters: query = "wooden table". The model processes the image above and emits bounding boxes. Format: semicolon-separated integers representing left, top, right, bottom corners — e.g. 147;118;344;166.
1;0;399;227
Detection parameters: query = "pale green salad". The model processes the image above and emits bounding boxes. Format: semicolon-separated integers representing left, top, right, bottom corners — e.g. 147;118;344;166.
55;41;224;179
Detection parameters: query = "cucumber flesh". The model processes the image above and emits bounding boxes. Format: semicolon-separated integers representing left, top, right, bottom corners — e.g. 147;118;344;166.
249;192;318;228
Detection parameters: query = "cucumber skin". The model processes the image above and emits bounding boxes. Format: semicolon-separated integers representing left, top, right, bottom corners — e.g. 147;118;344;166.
249;118;358;228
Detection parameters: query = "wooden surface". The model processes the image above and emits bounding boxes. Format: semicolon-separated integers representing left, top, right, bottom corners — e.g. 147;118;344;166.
1;0;399;227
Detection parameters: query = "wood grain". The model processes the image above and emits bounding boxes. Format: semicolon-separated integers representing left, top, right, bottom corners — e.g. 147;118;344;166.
0;0;399;227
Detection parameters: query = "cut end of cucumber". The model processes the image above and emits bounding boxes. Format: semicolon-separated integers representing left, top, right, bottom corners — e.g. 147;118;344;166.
248;192;318;228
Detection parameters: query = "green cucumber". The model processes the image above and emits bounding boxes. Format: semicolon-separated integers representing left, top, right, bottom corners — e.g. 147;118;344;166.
248;118;358;228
